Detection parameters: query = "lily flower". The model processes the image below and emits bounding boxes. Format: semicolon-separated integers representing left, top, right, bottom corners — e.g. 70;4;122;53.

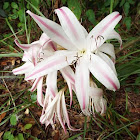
89;81;107;115
12;33;56;106
13;33;75;107
40;87;78;133
25;7;122;114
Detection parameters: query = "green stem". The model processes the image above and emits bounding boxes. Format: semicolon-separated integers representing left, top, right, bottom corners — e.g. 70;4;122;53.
5;18;20;43
0;53;23;58
23;0;30;44
110;0;114;13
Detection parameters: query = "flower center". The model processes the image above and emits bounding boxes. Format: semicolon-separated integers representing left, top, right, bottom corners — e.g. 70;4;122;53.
79;49;86;56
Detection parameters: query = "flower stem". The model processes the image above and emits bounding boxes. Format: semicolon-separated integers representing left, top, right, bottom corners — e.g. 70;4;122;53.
110;0;114;13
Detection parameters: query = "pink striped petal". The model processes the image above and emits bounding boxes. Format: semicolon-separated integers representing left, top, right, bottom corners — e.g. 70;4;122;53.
97;52;117;75
27;10;76;51
89;54;120;91
46;71;58;97
60;66;75;84
56;93;66;133
62;93;80;131
39;33;50;46
60;66;75;107
55;7;86;48
12;62;33;75
75;58;90;115
87;12;122;50
30;77;42;92
15;39;32;50
26;51;77;80
37;77;44;107
40;93;59;123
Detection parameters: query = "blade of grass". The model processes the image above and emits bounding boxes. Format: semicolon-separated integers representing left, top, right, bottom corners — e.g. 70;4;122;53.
0;53;23;58
118;118;136;139
110;0;114;13
68;132;84;140
91;117;104;130
1;40;19;53
102;120;140;140
29;110;46;136
25;0;45;17
22;0;30;44
5;18;20;43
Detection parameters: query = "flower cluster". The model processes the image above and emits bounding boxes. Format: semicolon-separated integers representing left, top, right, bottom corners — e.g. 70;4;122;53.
12;7;122;132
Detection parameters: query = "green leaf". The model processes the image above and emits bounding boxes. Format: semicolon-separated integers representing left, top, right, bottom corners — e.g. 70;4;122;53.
30;0;40;8
17;133;24;140
9;134;14;140
119;0;125;7
9;14;18;19
113;0;119;9
18;9;24;23
62;0;67;4
47;0;51;7
10;114;17;126
137;133;140;140
124;17;131;30
68;0;81;20
3;131;11;139
12;9;18;14
86;9;96;25
3;131;14;140
0;8;7;17
135;77;140;84
11;2;18;9
24;124;32;130
124;2;130;16
128;0;135;5
31;94;37;101
3;2;9;10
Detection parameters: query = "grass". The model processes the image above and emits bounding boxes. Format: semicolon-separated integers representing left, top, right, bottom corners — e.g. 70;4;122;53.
0;0;140;139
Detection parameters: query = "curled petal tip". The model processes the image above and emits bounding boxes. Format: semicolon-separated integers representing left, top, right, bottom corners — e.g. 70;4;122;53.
120;45;123;50
26;10;31;14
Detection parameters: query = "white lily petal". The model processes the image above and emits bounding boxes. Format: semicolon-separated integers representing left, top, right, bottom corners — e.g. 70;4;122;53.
39;33;50;46
75;58;90;115
107;30;122;48
40;34;57;51
22;51;30;62
26;50;77;80
55;7;86;48
60;66;75;106
98;43;116;60
56;92;66;133
14;39;31;50
27;10;76;51
60;66;75;85
89;54;120;91
100;98;107;114
37;77;44;107
40;93;59;123
97;52;117;75
61;93;79;131
46;71;58;97
12;62;33;75
87;12;122;49
30;77;42;92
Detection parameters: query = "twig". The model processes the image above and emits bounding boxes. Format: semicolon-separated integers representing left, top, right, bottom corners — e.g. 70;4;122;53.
2;74;16;108
0;29;23;42
116;36;140;55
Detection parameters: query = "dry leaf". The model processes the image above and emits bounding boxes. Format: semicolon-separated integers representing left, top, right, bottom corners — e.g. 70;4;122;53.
0;112;6;123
